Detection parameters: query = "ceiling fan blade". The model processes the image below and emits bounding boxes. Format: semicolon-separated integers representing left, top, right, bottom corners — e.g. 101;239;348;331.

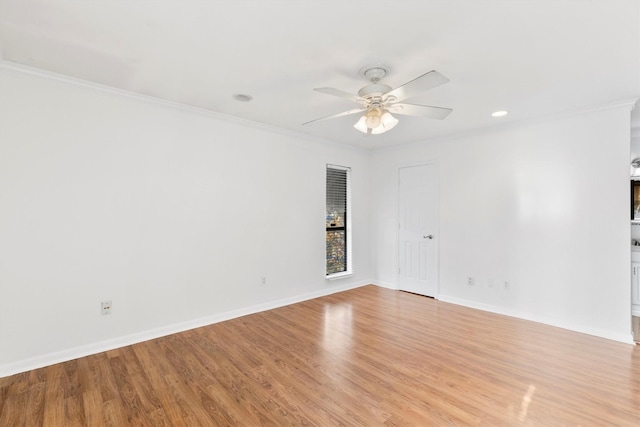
303;107;367;126
387;103;453;120
384;70;450;102
314;87;367;104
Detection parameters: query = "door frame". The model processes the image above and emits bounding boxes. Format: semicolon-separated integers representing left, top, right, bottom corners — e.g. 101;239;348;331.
396;160;440;298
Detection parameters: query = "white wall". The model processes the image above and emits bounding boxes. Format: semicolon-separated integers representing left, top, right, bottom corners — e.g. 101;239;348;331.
0;66;372;376
370;104;634;342
0;63;635;377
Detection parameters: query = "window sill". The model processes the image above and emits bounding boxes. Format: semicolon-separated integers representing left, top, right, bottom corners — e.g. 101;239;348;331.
326;272;354;281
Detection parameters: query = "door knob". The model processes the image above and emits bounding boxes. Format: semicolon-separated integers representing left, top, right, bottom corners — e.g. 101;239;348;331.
423;235;434;239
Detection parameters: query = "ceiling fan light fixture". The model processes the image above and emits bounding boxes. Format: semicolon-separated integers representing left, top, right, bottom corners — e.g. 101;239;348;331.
365;108;383;128
354;116;368;133
371;111;398;135
354;109;398;135
381;111;398;128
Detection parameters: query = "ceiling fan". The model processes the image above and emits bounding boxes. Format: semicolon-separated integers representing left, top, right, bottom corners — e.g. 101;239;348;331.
304;66;453;135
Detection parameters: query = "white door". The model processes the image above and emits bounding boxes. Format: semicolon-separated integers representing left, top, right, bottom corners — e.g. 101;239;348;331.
398;164;439;297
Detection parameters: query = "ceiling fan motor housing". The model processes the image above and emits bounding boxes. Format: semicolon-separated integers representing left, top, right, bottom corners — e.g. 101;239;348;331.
358;83;393;99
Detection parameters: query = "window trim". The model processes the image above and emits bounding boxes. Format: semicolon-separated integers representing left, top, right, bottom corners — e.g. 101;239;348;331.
326;164;352;279
326;271;354;281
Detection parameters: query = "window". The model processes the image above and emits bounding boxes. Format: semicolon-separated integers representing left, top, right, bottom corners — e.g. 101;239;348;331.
326;165;351;277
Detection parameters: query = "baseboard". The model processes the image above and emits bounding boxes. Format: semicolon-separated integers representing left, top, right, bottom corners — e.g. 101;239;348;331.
438;294;635;345
0;280;372;378
370;280;398;290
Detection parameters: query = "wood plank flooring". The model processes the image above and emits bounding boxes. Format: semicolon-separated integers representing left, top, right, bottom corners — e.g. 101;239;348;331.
1;285;639;426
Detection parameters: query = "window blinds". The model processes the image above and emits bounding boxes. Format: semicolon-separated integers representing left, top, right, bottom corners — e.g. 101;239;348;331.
326;167;348;222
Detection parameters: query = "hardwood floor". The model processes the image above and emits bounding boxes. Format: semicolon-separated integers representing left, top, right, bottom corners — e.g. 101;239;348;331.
1;285;639;426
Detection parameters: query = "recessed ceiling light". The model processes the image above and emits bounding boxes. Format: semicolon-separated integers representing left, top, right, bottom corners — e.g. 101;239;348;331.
491;110;508;117
232;93;253;102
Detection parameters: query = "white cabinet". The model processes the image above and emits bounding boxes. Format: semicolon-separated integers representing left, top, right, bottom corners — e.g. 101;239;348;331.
633;262;640;315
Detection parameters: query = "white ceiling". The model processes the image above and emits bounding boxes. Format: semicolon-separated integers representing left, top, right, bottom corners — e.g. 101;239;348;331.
1;0;639;149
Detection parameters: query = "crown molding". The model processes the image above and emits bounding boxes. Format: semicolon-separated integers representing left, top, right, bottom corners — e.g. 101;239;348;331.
0;60;368;154
375;97;640;153
2;60;636;153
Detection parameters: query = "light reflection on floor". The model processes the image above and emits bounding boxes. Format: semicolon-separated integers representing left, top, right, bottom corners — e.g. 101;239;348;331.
518;384;536;422
322;303;353;355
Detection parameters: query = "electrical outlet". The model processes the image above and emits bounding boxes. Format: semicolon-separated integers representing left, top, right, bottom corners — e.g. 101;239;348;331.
467;277;474;286
101;300;112;315
503;281;511;290
260;276;267;286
